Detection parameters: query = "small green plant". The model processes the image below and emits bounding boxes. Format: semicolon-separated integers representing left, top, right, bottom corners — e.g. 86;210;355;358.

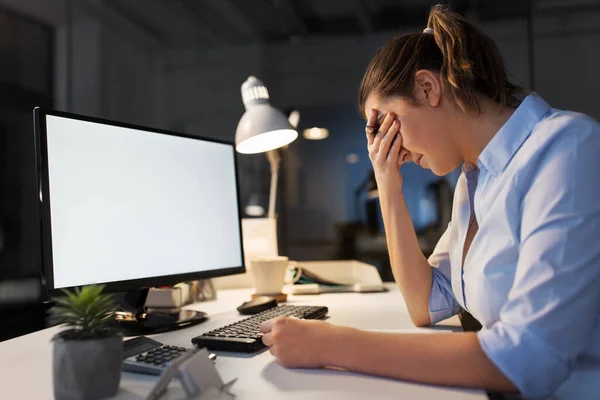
49;284;120;341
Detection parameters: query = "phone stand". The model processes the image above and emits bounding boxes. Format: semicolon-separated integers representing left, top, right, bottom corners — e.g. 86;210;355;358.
146;347;236;400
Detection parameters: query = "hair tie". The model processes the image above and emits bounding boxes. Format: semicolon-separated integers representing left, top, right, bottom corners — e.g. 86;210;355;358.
423;27;433;34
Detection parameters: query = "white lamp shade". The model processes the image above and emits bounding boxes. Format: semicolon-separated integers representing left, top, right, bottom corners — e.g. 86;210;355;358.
235;104;298;154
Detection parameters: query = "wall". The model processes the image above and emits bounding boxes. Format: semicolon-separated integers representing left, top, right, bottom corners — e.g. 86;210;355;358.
0;0;163;125
53;2;161;127
160;8;600;260
0;0;165;339
162;6;600;131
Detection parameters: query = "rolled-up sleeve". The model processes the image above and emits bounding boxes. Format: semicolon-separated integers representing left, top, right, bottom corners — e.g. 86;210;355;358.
428;223;461;324
477;120;600;399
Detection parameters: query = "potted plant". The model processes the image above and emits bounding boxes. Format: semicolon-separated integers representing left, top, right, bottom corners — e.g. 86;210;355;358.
49;284;122;400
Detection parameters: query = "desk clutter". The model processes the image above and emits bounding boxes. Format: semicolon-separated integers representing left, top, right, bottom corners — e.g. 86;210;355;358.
287;260;385;294
4;284;486;399
145;281;217;310
121;337;232;399
145;260;384;311
68;260;377;397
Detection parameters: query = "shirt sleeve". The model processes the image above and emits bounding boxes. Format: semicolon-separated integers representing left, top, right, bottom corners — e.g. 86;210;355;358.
428;222;462;324
477;117;600;399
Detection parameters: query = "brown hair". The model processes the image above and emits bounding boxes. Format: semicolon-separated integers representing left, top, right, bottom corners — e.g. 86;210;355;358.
358;4;524;116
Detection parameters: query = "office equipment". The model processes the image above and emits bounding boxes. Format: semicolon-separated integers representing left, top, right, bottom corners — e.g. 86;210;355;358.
227;77;299;295
235;76;298;218
235;76;297;155
33;108;245;334
146;347;236;400
191;304;328;352
122;336;217;376
236;296;277;315
0;284;485;399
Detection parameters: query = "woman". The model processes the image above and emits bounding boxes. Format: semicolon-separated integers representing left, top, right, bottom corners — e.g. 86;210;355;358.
260;5;600;399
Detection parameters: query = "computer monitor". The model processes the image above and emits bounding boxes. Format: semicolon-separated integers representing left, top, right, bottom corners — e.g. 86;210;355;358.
33;108;245;333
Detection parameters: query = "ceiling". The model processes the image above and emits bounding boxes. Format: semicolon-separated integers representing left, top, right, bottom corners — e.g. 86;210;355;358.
100;0;511;46
3;0;599;47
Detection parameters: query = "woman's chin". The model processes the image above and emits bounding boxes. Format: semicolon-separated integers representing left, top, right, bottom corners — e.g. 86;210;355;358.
426;161;451;176
420;158;436;173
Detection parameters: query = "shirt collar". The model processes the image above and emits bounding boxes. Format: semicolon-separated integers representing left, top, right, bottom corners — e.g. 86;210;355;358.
477;94;551;176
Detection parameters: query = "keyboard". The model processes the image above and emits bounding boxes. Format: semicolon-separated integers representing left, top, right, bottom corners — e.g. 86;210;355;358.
191;304;328;353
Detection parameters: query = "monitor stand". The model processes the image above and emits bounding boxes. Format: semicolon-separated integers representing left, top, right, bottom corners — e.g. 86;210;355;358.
114;288;207;335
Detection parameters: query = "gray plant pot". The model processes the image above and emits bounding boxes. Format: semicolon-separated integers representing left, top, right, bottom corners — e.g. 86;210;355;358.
53;336;123;400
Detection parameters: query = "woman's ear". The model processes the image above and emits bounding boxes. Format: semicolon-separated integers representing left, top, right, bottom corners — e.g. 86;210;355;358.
414;69;442;107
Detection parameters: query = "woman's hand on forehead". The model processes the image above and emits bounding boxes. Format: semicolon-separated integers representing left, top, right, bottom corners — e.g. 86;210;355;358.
365;109;411;169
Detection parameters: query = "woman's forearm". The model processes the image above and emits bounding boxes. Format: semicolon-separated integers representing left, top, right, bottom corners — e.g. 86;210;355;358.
328;327;517;393
378;180;434;326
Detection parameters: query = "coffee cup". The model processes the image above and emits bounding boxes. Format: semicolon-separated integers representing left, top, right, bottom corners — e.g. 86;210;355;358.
249;256;289;295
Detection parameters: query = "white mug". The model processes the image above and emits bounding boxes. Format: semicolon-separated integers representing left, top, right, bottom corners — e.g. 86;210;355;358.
250;256;289;295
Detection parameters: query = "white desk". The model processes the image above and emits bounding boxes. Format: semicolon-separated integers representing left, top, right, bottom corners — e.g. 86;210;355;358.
0;284;486;399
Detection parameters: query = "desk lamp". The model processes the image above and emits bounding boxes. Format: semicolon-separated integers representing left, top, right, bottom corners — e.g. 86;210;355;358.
235;76;299;218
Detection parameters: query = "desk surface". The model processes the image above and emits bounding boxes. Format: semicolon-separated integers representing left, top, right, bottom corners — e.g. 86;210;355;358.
0;284;486;399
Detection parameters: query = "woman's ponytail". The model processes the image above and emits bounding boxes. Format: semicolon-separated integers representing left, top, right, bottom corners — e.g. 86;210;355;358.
359;4;523;116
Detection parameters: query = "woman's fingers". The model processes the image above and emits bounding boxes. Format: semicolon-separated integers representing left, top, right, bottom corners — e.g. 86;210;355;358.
368;111;395;160
371;122;385;154
366;110;408;171
262;332;273;347
387;130;403;165
377;119;399;162
260;318;277;333
365;109;378;146
377;112;395;138
261;316;288;335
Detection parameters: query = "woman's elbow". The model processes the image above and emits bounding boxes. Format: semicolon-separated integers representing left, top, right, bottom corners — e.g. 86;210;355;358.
410;313;431;327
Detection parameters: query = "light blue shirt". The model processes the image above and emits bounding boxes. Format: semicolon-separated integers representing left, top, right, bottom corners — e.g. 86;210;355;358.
427;94;600;399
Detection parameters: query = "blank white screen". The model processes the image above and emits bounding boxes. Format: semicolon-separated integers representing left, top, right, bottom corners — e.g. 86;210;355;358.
45;115;242;289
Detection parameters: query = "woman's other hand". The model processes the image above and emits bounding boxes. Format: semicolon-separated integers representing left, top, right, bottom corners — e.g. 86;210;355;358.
260;317;340;368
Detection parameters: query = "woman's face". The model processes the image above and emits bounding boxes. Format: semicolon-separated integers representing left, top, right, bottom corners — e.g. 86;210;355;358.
364;92;463;176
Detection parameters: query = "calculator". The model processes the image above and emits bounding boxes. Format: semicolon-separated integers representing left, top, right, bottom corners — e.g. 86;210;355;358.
122;336;216;376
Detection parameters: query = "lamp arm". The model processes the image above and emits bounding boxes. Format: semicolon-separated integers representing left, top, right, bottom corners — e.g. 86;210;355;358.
266;150;281;218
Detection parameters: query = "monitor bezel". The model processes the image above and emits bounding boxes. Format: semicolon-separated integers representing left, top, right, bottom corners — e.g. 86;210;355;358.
33;107;246;299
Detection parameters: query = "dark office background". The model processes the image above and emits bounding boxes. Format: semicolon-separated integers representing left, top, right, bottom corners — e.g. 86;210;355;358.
1;0;599;341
